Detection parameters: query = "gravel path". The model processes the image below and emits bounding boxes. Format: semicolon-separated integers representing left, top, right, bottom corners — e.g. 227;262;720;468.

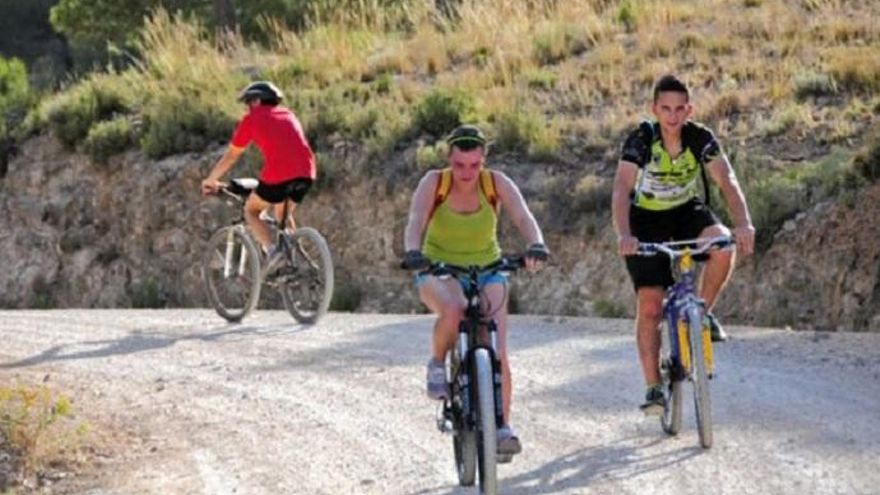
1;310;878;495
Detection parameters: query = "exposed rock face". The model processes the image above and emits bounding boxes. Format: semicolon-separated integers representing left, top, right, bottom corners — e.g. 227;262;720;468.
1;134;878;331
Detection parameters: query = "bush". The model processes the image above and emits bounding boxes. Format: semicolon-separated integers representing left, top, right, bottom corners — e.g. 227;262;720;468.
140;95;235;159
415;142;447;171
412;88;477;138
593;298;628;318
83;115;136;164
492;107;560;160
617;0;638;33
826;47;880;93
793;72;837;100
0;56;36;170
42;76;131;149
330;280;362;312
0;384;88;487
852;133;880;183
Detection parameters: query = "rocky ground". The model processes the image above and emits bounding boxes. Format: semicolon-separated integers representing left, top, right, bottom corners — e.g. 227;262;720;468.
0;310;878;494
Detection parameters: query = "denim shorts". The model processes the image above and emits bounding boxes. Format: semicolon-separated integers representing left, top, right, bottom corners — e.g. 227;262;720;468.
414;271;507;291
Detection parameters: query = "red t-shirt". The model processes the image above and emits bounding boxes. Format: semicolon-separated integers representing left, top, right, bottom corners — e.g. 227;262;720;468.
230;105;316;183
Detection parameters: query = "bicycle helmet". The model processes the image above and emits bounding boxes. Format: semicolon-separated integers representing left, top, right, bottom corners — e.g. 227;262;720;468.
446;124;487;150
237;81;284;104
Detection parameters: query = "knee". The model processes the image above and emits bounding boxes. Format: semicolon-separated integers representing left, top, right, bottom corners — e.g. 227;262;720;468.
638;300;664;322
437;302;464;323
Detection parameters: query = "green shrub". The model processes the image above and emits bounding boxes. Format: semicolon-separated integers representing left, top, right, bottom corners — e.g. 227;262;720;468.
83;116;136;164
617;0;638;33
593;298;628;318
412;88;477;138
129;278;165;308
0;383;88;484
0;56;36;169
492;107;560;160
140;95;235;159
524;68;558;90
43;76;131;149
852;133;880;182
416;142;447;171
330;281;362;312
793;72;837;100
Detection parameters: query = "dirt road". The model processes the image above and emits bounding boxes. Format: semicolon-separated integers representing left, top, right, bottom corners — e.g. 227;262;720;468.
1;310;878;494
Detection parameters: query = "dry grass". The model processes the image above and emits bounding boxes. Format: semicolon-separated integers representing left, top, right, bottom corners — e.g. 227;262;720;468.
29;0;880;179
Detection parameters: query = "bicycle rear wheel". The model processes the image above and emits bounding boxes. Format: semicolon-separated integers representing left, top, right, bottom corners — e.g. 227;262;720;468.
202;225;261;322
474;348;497;495
276;227;334;324
687;306;713;448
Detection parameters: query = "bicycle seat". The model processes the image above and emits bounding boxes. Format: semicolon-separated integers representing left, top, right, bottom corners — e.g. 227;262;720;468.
226;178;259;197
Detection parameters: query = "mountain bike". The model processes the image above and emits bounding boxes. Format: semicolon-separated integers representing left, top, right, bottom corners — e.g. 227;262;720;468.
423;256;524;495
636;235;734;449
201;178;334;324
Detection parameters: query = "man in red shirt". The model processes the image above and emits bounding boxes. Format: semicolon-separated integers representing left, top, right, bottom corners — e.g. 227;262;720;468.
201;81;316;256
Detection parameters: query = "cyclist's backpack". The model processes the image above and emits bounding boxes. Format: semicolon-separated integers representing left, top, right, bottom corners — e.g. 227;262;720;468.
431;167;499;218
639;120;712;208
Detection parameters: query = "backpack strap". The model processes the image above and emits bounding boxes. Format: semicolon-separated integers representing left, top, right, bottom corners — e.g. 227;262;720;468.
430;168;499;218
479;169;500;213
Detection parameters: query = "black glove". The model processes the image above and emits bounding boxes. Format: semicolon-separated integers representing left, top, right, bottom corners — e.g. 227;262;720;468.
401;250;429;270
525;243;550;262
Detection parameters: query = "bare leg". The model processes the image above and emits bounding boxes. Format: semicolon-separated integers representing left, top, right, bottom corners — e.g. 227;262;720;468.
482;283;511;424
274;200;298;233
636;287;665;385
698;225;734;311
244;193;273;250
419;277;466;363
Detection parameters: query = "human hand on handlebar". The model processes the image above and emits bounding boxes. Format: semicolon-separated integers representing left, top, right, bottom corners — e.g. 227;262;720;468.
201;178;224;196
401;250;429;270
617;234;639;256
733;224;755;257
524;243;549;272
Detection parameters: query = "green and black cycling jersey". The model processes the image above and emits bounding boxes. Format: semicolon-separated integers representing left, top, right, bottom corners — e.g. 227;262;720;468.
620;120;723;211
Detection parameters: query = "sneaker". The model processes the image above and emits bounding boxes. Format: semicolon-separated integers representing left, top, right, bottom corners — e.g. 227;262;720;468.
706;313;728;342
640;385;666;416
497;425;522;456
426;359;448;400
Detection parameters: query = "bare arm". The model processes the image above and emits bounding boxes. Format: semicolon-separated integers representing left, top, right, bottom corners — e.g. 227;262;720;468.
706;156;755;255
403;171;440;252
206;145;245;183
494;171;544;246
612;161;639;255
201;146;246;195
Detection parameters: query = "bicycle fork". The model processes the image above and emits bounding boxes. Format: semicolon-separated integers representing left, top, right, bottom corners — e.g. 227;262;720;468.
223;227;249;278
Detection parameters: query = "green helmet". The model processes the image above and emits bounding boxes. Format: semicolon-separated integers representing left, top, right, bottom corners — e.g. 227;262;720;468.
446;124;487;150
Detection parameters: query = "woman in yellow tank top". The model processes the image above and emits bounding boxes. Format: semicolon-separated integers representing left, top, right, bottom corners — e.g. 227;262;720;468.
403;125;549;458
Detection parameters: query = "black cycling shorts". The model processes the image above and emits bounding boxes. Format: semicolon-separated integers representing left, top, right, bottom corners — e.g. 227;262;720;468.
624;199;720;290
255;178;313;204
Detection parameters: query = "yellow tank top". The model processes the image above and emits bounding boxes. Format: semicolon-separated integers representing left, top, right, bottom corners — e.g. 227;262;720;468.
423;189;501;266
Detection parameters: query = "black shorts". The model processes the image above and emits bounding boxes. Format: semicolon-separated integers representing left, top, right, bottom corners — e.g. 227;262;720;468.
625;200;720;289
255;178;313;204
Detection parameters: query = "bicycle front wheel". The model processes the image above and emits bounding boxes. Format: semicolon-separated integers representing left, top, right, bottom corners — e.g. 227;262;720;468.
450;350;476;487
277;227;334;324
474;348;497;495
202;225;261;322
687;306;713;448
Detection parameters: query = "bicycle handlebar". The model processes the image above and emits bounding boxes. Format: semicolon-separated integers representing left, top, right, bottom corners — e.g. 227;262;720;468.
636;235;734;259
420;255;526;279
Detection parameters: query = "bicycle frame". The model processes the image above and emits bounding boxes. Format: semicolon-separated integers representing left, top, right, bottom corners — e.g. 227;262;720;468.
431;261;517;431
662;250;710;379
